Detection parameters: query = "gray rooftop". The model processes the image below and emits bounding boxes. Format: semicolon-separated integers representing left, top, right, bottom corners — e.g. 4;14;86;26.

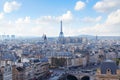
100;60;117;75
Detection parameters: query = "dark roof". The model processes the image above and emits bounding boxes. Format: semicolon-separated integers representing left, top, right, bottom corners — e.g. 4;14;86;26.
40;58;48;62
23;62;30;67
1;52;17;61
100;60;117;75
16;67;24;72
30;58;40;63
33;59;40;63
56;52;73;57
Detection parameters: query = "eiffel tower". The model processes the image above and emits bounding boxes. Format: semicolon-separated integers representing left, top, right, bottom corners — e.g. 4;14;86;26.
58;20;64;44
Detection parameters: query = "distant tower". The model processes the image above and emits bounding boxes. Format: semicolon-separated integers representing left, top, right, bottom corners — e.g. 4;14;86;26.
58;20;64;44
42;34;47;43
59;21;64;38
96;35;98;41
11;35;15;39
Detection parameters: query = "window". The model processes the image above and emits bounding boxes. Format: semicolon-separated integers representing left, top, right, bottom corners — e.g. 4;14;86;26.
106;68;111;74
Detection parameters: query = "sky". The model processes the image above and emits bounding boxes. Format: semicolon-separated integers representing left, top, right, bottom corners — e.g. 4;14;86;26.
0;0;120;37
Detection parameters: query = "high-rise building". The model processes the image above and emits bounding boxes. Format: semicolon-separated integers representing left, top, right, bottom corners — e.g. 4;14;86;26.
11;35;15;39
58;20;64;44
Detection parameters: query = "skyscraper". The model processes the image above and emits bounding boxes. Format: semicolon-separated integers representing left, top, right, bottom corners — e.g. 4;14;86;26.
58;20;64;44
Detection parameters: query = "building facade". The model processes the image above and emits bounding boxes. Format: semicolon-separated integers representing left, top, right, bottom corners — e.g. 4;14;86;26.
95;60;120;80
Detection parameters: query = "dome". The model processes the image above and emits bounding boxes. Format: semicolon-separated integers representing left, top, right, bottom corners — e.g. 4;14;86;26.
100;59;117;75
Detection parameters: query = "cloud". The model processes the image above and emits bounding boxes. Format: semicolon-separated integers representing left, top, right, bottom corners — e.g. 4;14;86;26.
58;11;73;21
81;16;102;23
34;11;73;36
36;16;57;25
4;10;73;36
3;1;21;13
78;9;120;36
36;11;73;24
0;12;4;20
93;0;120;13
106;9;120;25
15;16;31;24
0;7;119;37
34;9;120;36
77;24;110;36
74;1;85;11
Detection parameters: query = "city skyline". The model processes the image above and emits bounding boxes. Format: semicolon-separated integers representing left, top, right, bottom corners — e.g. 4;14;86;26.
0;0;120;37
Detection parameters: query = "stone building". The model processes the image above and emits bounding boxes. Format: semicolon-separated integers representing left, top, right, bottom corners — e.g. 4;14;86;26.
95;60;120;80
30;58;49;80
0;70;3;80
0;62;12;80
12;65;25;80
23;62;34;80
50;52;73;67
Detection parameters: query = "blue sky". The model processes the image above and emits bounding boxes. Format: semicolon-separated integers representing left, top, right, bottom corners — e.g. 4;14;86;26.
0;0;120;37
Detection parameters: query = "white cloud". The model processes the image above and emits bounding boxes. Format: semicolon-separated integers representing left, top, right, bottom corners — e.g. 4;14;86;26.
74;1;85;11
78;9;120;36
58;11;73;21
93;0;120;13
3;10;73;36
36;11;73;24
77;24;110;36
0;12;4;20
34;11;73;36
15;16;31;24
4;1;21;13
82;16;102;23
0;7;119;37
36;16;57;25
106;9;120;25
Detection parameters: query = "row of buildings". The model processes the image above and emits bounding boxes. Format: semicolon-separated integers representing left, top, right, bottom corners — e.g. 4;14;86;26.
0;58;49;80
59;59;120;80
0;35;15;40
